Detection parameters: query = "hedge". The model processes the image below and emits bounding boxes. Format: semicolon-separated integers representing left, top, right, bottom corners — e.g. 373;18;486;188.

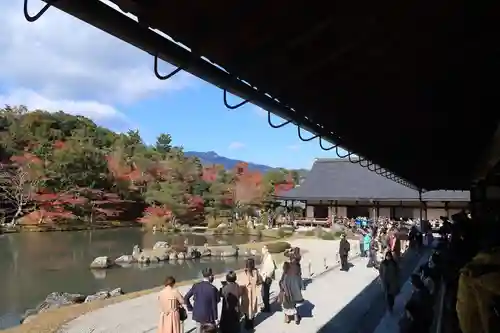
266;241;291;254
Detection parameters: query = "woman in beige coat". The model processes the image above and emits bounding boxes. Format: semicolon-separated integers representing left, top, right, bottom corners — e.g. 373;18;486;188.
240;258;262;330
158;276;186;333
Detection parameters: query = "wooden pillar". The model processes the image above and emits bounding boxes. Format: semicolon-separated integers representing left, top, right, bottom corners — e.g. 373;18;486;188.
419;190;423;221
376;201;380;218
445;201;450;218
335;200;338;216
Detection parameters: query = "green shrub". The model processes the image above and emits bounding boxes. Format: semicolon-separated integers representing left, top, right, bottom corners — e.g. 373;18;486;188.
266;241;291;253
304;229;315;236
320;231;337;240
256;224;266;231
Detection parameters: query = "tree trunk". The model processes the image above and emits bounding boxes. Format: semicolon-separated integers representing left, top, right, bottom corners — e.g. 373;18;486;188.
10;206;22;225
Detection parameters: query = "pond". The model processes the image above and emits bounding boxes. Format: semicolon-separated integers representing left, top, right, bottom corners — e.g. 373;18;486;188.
0;228;264;329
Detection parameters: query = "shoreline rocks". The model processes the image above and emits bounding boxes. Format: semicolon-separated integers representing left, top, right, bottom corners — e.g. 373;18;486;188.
93;241;264;271
21;288;125;324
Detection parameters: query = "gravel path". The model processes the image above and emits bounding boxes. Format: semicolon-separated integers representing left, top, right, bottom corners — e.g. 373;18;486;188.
59;239;378;333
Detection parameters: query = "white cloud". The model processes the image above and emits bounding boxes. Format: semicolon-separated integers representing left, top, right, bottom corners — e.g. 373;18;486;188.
0;89;133;132
0;1;195;105
228;141;245;150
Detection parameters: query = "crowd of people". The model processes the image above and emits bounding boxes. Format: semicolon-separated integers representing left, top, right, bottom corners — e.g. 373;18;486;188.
156;215;452;333
156;244;309;333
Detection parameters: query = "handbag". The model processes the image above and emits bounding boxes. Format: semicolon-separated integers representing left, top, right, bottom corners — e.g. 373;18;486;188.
178;307;188;322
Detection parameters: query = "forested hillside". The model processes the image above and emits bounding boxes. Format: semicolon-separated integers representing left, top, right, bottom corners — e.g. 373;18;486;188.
0;106;297;228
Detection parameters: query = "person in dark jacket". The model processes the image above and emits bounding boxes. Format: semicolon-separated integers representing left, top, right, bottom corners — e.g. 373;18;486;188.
219;271;242;333
339;234;351;271
379;251;400;312
184;268;220;332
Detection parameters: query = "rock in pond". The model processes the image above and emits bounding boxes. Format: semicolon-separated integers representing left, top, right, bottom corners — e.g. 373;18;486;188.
132;244;142;258
153;241;169;249
90;256;113;269
115;255;135;265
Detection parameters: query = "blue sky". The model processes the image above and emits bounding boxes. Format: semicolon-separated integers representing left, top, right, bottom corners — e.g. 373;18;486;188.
120;81;342;169
0;1;344;170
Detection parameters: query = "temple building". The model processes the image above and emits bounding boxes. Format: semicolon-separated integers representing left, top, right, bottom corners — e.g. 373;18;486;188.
276;159;469;220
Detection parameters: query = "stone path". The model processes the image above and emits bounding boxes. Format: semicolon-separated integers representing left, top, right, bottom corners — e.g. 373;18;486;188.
372;252;434;333
60;239;386;333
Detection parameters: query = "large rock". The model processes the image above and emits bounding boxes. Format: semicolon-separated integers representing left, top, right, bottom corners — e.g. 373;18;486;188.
109;287;124;297
115;255;135;265
132;245;142;258
90;256;112;269
189;248;202;259
153;241;169;249
169;252;178;260
84;291;110;303
36;292;86;313
137;252;160;264
177;252;186;260
210;245;238;257
151;248;170;261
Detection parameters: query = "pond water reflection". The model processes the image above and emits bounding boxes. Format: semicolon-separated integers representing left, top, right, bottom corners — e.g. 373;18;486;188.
0;228;262;329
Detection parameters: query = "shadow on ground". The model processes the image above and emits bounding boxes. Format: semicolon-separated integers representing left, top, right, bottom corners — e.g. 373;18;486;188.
317;248;430;333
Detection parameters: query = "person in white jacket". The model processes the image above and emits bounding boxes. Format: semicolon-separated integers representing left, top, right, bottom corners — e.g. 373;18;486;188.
259;245;276;312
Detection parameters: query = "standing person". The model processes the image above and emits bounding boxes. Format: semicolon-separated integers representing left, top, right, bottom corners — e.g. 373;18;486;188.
338;233;351;271
359;232;365;257
379;251;400;313
219;271;242;333
240;258;262;330
363;232;372;258
260;245;276;312
279;261;304;325
184;268;220;333
158;276;186;333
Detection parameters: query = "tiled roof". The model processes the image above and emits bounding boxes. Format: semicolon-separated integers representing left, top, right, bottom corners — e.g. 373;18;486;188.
277;159;469;202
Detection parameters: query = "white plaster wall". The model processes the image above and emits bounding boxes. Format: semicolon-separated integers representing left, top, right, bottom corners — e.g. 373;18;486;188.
427;208;447;220
306;206;314;218
337;206;347;217
379;207;391;217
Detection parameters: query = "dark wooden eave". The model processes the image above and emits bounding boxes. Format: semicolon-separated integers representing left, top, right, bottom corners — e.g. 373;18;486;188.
39;1;500;190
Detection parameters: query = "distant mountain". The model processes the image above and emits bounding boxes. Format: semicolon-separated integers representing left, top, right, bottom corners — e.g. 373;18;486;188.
184;151;275;173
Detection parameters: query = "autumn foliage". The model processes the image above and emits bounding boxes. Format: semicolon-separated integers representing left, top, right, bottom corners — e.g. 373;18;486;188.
0;106;299;226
